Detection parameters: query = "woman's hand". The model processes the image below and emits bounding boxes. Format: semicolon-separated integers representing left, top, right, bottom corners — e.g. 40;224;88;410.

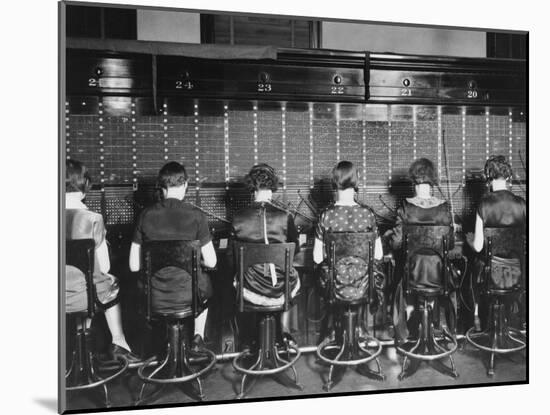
465;232;475;248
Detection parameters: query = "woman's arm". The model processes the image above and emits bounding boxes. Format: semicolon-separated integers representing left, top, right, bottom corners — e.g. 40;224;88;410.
472;213;485;252
96;239;111;274
313;237;324;264
374;237;383;260
201;241;217;268
287;214;301;253
129;242;141;272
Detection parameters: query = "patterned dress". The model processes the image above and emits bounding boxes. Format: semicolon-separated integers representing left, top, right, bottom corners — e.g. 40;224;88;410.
315;204;383;302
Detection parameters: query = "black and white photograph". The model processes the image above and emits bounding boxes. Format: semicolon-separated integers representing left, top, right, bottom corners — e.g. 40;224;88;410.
57;0;530;413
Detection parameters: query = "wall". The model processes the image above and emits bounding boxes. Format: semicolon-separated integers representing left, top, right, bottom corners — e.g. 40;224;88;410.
136;10;200;43
322;22;486;57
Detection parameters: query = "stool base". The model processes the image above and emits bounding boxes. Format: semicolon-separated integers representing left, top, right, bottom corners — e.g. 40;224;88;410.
396;298;458;381
466;298;526;377
317;305;384;391
136;319;216;404
65;318;128;408
233;314;302;399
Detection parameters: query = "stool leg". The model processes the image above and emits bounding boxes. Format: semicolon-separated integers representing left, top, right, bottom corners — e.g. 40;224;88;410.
83;328;111;408
488;302;500;376
137;345;170;405
324;329;347;392
398;302;427;381
274;347;301;388
398;336;421;380
237;350;263;399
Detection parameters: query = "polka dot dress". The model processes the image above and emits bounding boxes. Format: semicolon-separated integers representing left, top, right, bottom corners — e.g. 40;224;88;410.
315;205;377;240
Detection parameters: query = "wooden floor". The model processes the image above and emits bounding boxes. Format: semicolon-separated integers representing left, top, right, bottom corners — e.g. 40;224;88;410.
65;341;526;411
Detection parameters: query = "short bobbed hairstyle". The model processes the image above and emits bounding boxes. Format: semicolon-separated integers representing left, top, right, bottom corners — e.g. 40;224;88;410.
246;163;279;192
409;158;437;186
332;161;358;191
484;155;513;181
158;161;188;189
66;159;91;194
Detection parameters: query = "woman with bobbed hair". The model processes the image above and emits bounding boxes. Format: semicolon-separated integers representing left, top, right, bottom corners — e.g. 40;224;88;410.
65;159;140;363
313;161;384;296
387;157;456;344
467;155;526;252
228;163;300;346
466;155;526;329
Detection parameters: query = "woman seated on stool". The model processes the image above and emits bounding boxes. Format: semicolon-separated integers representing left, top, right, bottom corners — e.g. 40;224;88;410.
228;163;300;348
466;155;526;329
313;161;384;336
386;158;457;345
65;159;140;363
129;162;217;348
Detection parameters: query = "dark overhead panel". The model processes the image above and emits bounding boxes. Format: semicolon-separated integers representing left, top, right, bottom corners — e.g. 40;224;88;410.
66;49;153;97
65;43;526;107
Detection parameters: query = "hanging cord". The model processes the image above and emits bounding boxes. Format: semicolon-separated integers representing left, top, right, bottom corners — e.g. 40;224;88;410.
187;201;231;224
268;198;316;223
442;129;456;228
516;150;527;194
457;256;473;312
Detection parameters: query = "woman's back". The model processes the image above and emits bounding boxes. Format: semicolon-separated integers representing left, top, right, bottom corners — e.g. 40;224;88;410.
232;202;297;244
231;201;300;306
397;197;452;289
478;190;526;228
315;204;377;237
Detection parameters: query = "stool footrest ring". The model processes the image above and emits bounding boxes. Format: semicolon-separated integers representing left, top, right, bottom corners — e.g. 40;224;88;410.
396;329;458;361
137;349;216;384
316;334;383;367
465;327;526;354
66;356;128;391
233;344;301;376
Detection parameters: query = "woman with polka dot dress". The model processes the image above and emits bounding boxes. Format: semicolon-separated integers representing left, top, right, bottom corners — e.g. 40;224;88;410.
313;161;385;336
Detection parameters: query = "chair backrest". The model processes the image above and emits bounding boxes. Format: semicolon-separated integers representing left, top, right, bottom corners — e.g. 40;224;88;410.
483;226;526;293
234;242;295;313
325;231;376;304
402;225;452;295
66;239;96;318
142;240;200;320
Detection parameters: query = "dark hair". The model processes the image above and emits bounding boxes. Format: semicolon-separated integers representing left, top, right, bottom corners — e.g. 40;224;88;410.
246;163;279;192
409;158;437;185
332;161;358;191
158;161;188;189
484;155;513;182
66;159;91;193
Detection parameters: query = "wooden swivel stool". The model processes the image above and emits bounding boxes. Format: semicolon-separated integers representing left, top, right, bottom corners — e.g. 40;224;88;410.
136;240;216;404
466;227;526;376
316;232;385;391
232;242;302;399
396;225;458;380
65;239;128;408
